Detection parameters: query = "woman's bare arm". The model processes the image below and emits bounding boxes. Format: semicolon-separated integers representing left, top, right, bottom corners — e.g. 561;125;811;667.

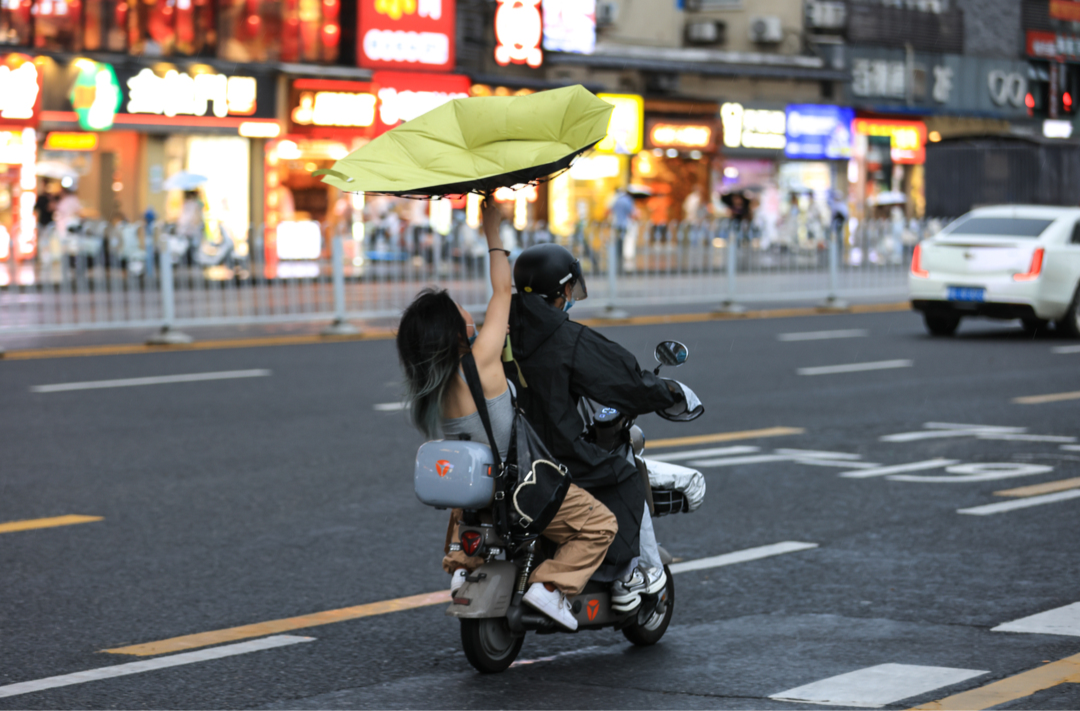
473;198;512;384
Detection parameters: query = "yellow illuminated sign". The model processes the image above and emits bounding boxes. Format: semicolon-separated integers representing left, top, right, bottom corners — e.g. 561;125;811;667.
44;132;98;151
596;94;643;155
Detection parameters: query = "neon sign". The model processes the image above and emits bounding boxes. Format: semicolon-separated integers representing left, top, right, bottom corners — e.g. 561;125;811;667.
44;132;98;151
372;71;470;133
648;122;715;150
126;69;257;118
720;103;785;150
70;60;121;131
292;91;377;127
359;0;456;71
852;118;926;165
0;55;40;123
542;0;596;55
494;0;543;68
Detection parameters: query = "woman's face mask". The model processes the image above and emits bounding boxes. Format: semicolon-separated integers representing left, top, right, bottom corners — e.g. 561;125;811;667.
467;323;477;346
562;298;575;313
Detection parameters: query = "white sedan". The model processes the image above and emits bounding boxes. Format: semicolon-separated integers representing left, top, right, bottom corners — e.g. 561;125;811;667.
909;205;1080;337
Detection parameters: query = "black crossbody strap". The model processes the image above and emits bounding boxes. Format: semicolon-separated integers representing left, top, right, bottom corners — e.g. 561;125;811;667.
459;353;502;473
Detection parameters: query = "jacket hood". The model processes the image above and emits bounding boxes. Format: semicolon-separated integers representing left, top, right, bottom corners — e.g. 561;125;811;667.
509;292;569;359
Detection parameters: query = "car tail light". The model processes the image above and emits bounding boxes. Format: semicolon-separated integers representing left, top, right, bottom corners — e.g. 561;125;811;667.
911;243;929;278
460;531;483;556
1014;248;1044;282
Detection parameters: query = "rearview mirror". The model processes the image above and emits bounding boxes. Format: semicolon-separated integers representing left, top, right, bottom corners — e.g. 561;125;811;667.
654;341;689;368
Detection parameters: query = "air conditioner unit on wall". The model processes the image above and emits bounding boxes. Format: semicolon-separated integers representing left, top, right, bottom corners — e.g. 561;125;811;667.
749;16;783;43
596;0;619;26
685;20;724;45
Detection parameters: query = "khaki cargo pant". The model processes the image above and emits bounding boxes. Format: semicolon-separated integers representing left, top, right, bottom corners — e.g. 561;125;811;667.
442;483;618;596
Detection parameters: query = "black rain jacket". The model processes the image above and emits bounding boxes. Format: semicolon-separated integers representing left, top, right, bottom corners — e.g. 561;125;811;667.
505;293;679;577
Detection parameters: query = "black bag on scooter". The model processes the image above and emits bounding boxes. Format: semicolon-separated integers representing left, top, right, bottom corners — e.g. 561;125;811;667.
460;353;571;536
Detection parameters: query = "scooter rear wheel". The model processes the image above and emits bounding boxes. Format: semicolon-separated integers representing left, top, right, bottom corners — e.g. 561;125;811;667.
622;565;674;646
461;618;525;673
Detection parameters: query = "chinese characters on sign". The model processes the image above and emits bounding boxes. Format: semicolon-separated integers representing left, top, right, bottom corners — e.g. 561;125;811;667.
0;55;41;123
126;69;257;118
785;104;854;160
1027;30;1080;60
853;118;926;165
371;71;470;132
851;58;953;104
494;0;543;67
359;0;456;71
290;80;377;129
720;103;785;150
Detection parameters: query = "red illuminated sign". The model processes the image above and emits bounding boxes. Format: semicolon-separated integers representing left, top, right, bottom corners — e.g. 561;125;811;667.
853;118;926;165
1050;0;1080;22
0;54;42;126
372;70;470;134
358;0;456;72
494;0;543;68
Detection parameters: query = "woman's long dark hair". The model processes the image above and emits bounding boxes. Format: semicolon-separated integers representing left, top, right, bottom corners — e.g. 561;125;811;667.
396;288;469;438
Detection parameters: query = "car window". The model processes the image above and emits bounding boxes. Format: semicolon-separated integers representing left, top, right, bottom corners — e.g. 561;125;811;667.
944;217;1054;238
1072;220;1080;244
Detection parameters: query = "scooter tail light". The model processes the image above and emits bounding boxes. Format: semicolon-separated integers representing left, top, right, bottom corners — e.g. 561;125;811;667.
460;531;483;556
911;243;929;278
1014;247;1044;281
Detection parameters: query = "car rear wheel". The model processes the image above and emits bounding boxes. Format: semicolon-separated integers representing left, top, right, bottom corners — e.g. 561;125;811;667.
1055;285;1080;338
924;312;961;336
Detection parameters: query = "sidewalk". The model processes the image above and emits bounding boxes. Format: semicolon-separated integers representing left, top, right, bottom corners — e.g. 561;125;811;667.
0;294;912;358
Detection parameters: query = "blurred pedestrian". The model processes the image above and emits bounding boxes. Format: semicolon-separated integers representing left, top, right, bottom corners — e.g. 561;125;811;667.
607;189;636;275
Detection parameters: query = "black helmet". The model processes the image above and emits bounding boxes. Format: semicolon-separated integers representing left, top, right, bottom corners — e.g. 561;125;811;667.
513;244;588;301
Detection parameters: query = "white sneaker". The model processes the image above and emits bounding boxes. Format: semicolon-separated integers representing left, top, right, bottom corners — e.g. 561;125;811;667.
611;565;667;613
450;569;468;596
523;583;579;631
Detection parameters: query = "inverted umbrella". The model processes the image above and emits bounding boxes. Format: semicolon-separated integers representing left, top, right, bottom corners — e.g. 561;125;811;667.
316;85;614;198
35;161;79;180
163;171;208;191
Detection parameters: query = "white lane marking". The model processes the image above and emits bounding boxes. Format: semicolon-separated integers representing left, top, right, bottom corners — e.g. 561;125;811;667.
510;645;606;668
648;446;759;462
840;459;959;479
775;449;864;460
769;663;987;708
895;462;1053;484
993;602;1080;637
881;423;1026;442
957;489;1080;516
669;541;818;574
1052;345;1080;354
0;635;314;699
797;360;912;376
794;459;881;469
374;401;407;412
1063;445;1080;452
777;329;868;342
30;370;271;393
691;454;791;467
977;433;1077;443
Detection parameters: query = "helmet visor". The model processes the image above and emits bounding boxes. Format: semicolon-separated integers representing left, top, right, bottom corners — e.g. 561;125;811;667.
566;259;588;301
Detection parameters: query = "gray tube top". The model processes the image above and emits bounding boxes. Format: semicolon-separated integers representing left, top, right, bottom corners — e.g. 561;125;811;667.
442;388;513;460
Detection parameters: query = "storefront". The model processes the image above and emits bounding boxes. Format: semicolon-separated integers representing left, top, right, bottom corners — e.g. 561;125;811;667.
850;116;927;220
714;101;789;241
0;52;42;268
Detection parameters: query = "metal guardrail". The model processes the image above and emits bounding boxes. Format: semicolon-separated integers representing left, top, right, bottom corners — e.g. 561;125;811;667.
0;217;939;338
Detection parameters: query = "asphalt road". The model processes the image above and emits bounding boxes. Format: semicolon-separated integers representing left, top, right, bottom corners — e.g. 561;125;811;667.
1;309;1078;710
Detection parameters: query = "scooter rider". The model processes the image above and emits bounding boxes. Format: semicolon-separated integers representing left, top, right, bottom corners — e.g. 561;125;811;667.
506;243;683;612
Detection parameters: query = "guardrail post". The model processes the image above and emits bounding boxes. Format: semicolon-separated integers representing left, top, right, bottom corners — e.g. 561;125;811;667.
146;237;193;345
716;220;744;313
322;235;360;337
602;224;629;319
819;223;848;310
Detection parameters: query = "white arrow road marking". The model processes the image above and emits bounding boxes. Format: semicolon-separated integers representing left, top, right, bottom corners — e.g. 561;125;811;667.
993;601;1080;637
374;401;407;411
31;370;271;393
692;448;871;470
797;359;912;376
794;459;881;469
691;454;793;467
840;459;960;479
669;541;818;574
958;489;1080;516
778;329;868;341
770;663;987;708
0;635;314;699
648;445;759;462
774;449;864;460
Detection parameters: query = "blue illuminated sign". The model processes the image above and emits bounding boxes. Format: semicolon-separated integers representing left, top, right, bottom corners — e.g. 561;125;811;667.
784;104;855;160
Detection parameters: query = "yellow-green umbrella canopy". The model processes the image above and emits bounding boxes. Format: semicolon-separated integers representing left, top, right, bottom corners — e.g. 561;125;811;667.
315;84;614;198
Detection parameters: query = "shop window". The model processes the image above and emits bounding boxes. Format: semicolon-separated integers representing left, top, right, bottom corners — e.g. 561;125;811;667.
126;0;216;56
219;0;338;63
32;0;82;50
1;0;34;47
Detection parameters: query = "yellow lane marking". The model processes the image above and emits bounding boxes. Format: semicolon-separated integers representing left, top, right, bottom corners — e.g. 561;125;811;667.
2;303;911;361
1013;390;1080;405
995;477;1080;498
0;515;103;534
908;652;1080;710
649;427;804;449
104;590;450;657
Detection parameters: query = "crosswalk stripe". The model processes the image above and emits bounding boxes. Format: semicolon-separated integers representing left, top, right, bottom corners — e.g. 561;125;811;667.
0;636;314;699
793;458;881;469
647;446;758;462
992;601;1080;637
957;489;1080;516
771;663;987;708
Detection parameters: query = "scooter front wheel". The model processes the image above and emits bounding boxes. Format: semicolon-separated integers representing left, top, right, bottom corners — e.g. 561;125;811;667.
622;564;675;646
461;618;525;673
